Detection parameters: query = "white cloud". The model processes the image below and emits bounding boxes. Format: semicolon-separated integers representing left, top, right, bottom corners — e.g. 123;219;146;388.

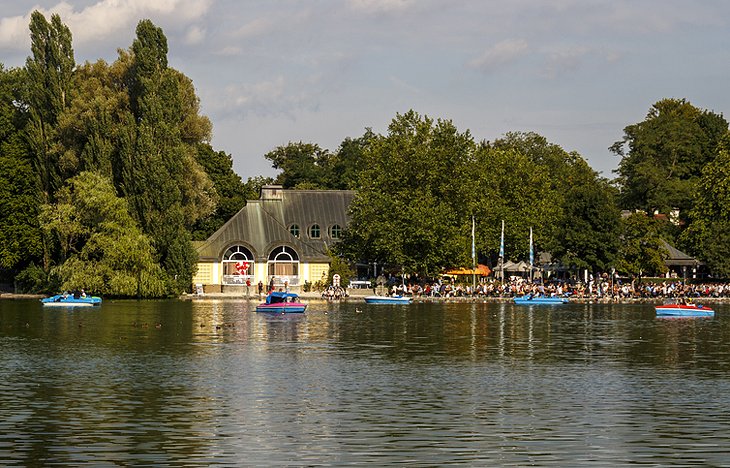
184;24;205;45
348;0;416;14
215;46;242;57
0;0;213;50
231;17;276;39
209;75;323;119
540;46;590;79
468;39;529;72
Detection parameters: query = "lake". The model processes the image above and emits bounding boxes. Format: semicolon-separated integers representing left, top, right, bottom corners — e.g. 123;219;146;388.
1;298;730;466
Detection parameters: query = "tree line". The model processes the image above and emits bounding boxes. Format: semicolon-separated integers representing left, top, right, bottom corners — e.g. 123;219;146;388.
0;12;267;296
1;12;728;297
265;103;730;281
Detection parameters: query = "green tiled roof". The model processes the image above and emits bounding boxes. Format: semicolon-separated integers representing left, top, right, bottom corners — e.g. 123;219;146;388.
196;188;356;262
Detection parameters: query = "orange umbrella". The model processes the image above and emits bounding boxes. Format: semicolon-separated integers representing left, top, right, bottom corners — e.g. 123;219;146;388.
445;264;492;276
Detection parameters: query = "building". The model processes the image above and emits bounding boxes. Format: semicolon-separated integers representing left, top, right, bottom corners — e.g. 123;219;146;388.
192;185;355;293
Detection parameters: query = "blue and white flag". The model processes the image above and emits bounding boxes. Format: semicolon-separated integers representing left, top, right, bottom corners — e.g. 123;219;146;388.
499;220;504;259
471;216;476;265
529;227;534;267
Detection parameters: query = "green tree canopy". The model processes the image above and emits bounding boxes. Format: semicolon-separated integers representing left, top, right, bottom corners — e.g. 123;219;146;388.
25;11;75;202
264;141;331;189
611;99;728;217
191;143;249;240
0;65;43;279
615;213;667;277
40;172;166;297
680;138;730;276
339;110;476;275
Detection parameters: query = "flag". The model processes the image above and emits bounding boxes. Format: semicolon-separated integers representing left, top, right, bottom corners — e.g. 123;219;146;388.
529;227;534;266
471;216;476;265
499;219;504;259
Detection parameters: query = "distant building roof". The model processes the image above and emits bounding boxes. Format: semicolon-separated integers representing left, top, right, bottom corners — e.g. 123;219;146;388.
661;240;701;266
195;186;355;262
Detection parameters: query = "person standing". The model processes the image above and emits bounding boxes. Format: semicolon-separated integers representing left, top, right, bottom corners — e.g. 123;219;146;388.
258;280;264;297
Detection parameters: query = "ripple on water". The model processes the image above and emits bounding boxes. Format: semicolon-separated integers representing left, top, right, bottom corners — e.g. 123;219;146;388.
2;299;730;465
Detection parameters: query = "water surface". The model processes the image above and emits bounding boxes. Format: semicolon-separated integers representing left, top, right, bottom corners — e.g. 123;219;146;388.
1;299;729;466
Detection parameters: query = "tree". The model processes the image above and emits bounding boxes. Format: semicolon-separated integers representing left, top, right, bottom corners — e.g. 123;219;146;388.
339;110;476;275
551;160;621;272
116;19;215;294
470;143;557;263
264;141;330;189
25;11;75;202
680;139;730;276
191;143;248;240
323;129;375;190
0;65;43;281
615;213;667;278
611;99;728;218
41;172;166;297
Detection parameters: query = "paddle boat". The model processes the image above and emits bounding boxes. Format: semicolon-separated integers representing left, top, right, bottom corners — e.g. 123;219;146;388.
513;294;569;305
41;292;102;307
256;291;307;313
364;295;413;304
655;302;714;318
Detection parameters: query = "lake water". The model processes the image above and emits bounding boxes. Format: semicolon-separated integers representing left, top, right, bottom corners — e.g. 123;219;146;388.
1;298;730;466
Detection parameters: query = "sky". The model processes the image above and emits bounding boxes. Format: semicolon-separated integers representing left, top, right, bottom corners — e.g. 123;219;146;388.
1;0;728;180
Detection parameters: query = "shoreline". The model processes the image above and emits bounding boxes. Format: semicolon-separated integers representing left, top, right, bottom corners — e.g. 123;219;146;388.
181;291;730;305
5;291;730;305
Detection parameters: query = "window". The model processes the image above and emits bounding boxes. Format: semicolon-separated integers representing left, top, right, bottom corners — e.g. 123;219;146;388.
309;224;321;239
267;246;300;285
289;224;300;238
330;224;342;239
221;245;254;285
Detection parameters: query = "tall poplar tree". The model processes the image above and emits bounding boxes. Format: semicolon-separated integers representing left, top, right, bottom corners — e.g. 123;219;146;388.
118;19;214;294
0;65;43;281
25;11;75;202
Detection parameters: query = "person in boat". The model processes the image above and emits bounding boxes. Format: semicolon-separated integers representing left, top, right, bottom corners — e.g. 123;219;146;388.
81;289;87;298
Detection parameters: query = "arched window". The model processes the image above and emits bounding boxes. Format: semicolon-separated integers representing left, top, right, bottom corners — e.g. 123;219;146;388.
222;245;254;285
267;246;300;286
289;224;300;238
330;224;342;239
309;224;321;239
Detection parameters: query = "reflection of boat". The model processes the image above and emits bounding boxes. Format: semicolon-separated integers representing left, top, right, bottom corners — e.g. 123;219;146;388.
41;294;102;307
256;291;307;313
364;295;413;304
655;303;714;317
513;295;569;305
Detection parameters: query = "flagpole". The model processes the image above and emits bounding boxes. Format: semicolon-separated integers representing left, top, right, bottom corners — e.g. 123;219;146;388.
529;227;534;283
471;216;476;290
499;219;505;281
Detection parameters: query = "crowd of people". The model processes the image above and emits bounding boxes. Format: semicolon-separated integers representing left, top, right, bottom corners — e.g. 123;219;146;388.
379;276;730;300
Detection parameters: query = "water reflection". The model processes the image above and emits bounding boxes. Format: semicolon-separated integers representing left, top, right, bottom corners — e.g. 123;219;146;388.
1;298;730;465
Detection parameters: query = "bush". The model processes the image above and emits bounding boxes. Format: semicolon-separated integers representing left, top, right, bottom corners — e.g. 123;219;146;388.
15;263;60;294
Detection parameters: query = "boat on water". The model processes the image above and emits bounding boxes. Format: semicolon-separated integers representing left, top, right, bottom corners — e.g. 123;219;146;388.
655;303;714;317
41;293;102;307
513;294;569;305
256;291;307;313
364;295;413;304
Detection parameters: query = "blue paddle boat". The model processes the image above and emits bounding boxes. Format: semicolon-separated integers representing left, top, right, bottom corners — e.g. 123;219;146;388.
41;293;102;307
513;294;569;305
364;295;413;304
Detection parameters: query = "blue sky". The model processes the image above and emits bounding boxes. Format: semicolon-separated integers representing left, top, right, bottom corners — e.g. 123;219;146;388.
1;0;728;180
